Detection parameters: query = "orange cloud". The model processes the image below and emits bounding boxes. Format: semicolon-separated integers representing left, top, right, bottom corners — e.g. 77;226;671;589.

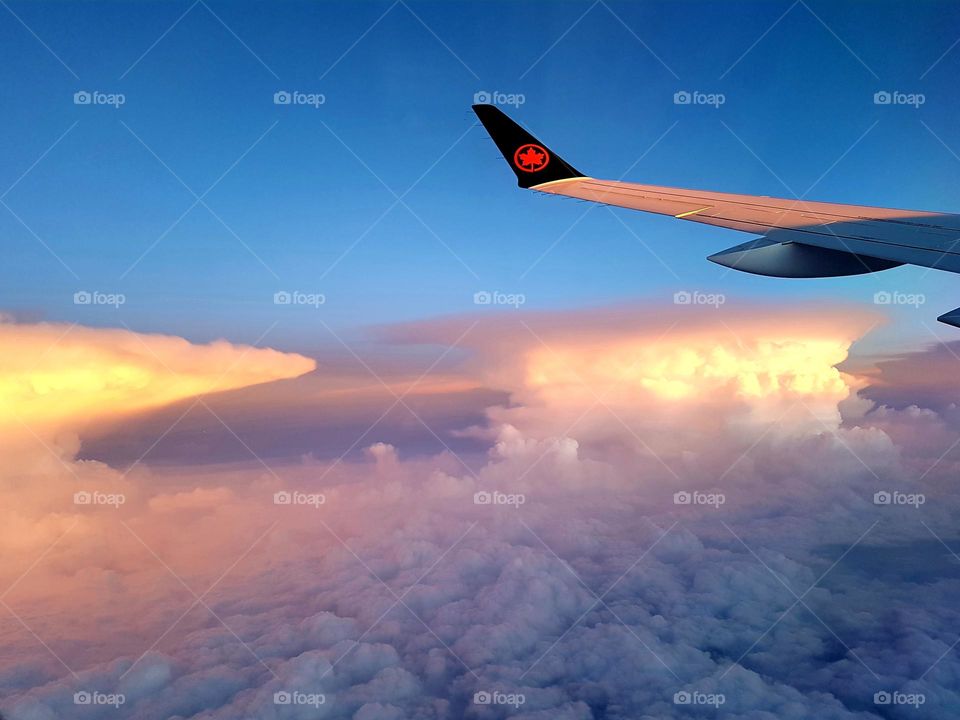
0;319;315;599
0;320;315;429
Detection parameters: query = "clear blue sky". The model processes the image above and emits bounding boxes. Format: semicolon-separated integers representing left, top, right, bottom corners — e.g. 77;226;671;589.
2;0;959;352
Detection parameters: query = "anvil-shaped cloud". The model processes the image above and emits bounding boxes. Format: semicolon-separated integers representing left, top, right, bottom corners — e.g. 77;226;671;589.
0;320;315;430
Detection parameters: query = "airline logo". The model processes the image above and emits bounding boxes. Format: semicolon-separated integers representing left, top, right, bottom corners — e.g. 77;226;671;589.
513;143;549;172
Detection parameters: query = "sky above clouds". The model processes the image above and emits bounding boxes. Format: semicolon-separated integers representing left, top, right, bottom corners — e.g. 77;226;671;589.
1;0;959;350
3;1;960;718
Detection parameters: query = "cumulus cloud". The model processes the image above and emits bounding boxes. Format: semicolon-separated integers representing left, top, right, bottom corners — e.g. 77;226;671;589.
2;307;960;719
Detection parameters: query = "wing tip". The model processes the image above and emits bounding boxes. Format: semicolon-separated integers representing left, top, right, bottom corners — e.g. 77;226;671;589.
472;104;583;189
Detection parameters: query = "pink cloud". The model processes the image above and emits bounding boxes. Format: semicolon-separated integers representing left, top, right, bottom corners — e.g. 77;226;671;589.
3;305;960;718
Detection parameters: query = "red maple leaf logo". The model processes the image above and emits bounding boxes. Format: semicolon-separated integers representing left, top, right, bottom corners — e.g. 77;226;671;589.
517;147;543;168
513;144;550;172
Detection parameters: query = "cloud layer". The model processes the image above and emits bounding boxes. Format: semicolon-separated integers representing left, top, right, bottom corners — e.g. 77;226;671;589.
2;307;959;719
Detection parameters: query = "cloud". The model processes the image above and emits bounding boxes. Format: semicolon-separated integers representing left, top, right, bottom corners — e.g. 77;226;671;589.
0;319;315;640
3;306;960;718
0;319;314;431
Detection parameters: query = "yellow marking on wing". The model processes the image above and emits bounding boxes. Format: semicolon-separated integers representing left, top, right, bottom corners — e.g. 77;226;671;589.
530;176;591;189
674;205;713;218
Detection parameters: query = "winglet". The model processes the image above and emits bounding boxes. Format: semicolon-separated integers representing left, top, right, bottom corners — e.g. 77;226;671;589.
472;104;584;189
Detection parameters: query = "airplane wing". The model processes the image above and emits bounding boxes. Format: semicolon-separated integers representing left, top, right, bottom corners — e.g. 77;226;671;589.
472;103;960;327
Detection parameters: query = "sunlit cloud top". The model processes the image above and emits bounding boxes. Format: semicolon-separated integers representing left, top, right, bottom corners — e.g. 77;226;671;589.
0;320;315;429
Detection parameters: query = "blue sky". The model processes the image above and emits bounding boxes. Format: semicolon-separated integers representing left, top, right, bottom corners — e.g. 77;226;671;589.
2;0;960;353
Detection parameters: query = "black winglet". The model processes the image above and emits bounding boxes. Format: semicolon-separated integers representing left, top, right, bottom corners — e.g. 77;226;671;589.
472;104;584;189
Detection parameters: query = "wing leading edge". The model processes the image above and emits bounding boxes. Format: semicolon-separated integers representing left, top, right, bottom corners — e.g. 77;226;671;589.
472;104;960;326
